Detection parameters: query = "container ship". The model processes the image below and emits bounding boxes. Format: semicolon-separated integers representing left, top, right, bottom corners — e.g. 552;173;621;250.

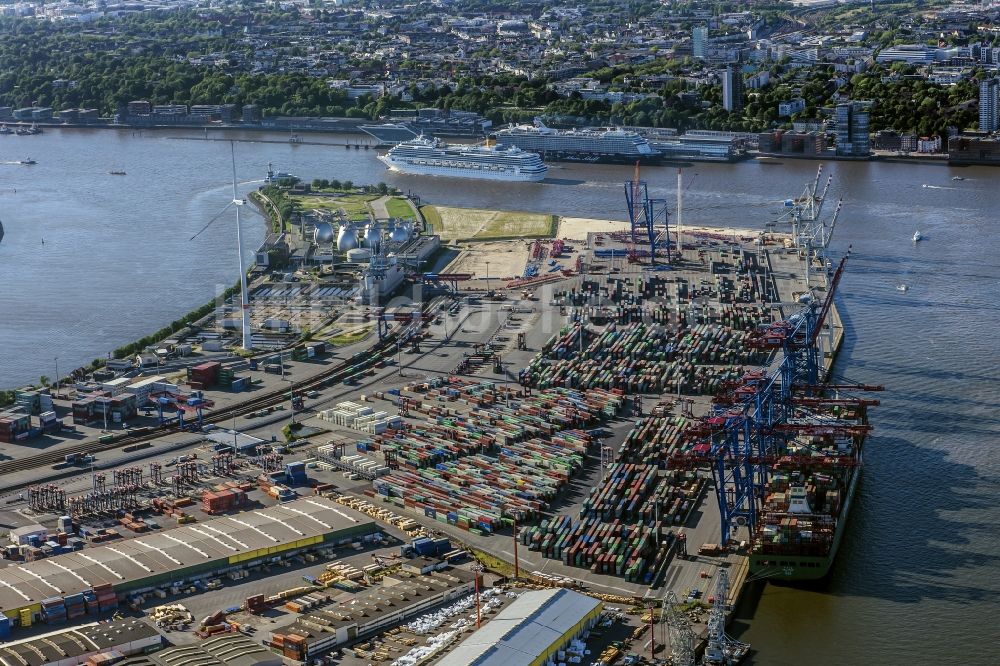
493;120;662;165
748;398;870;581
377;136;547;182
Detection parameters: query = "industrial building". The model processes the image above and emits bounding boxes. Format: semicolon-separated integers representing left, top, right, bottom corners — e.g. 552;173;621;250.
437;588;603;666
119;634;282;666
0;619;162;666
271;568;477;661
0;498;377;628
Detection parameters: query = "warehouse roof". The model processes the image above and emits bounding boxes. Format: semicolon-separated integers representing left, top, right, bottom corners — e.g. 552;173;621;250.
118;634;281;666
284;569;477;645
0;619;160;666
151;634;281;666
436;589;602;666
0;497;375;610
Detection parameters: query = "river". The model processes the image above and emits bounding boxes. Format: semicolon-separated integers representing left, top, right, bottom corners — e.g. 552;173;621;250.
0;127;997;662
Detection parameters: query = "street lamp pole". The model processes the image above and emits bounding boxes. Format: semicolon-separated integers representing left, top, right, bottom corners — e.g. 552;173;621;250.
485;261;490;294
53;356;59;399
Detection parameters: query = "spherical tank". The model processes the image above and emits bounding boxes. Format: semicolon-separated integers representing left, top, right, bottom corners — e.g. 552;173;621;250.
314;221;335;244
336;225;359;252
363;225;381;248
390;222;410;243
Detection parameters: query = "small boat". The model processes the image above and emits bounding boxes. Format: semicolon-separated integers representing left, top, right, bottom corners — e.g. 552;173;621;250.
896;283;908;292
28;123;42;134
15;126;30;136
0;125;10;135
109;170;127;176
951;176;965;181
912;230;922;242
19;157;36;165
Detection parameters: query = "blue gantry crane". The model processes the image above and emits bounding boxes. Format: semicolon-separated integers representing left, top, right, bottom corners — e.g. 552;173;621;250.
624;163;670;263
679;249;881;545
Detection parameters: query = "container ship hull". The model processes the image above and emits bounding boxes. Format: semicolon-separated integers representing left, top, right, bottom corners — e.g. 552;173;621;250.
748;447;863;581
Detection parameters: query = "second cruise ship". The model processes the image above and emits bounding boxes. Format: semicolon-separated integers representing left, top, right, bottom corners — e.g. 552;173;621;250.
494;120;662;164
377;136;547;182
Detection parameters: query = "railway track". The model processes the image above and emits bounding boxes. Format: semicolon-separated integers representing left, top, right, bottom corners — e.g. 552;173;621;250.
0;307;431;480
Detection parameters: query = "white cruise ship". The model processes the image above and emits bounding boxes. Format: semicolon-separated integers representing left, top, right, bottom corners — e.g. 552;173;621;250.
494;120;661;164
377;136;547;182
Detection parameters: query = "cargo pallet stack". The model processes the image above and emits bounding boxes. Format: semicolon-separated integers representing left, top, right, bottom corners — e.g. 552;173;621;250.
94;583;118;611
202;488;248;514
188;362;220;390
0;410;32;443
41;597;67;624
65;592;86;620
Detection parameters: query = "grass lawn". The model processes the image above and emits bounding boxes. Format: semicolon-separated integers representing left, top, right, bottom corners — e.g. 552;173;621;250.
386;197;416;219
420;205;443;233
431;206;555;241
294;193;378;221
327;326;374;346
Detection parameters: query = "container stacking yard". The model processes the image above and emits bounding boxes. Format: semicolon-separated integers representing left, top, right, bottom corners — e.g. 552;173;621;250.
369;379;624;530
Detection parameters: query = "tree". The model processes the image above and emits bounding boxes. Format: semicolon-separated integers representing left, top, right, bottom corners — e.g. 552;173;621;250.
342;180;353;191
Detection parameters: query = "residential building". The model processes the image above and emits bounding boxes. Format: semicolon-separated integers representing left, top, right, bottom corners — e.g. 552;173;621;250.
722;65;744;113
692;26;708;59
835;102;871;157
779;98;806;117
979;79;998;133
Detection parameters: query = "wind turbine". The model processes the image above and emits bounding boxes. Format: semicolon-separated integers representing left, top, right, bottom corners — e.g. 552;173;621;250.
190;142;253;351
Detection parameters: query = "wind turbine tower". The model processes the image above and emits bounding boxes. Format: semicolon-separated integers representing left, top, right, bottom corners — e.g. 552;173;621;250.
230;145;253;351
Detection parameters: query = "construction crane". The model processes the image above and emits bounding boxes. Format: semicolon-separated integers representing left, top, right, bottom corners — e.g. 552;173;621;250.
662;591;695;666
703;569;749;665
624;162;670;263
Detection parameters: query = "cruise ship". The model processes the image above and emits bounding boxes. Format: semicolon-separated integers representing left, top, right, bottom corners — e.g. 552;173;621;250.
377;136;547;182
493;120;662;164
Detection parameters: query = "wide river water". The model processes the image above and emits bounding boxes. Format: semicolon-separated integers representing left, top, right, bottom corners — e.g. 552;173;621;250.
1;128;998;662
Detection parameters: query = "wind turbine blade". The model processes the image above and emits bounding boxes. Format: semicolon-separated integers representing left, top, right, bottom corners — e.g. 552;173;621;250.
231;141;238;202
189;200;235;241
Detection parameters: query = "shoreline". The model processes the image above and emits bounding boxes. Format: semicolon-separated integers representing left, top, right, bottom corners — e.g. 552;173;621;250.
8;121;987;167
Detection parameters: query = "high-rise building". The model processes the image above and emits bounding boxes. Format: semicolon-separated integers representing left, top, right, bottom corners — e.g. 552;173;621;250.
979;79;999;133
835;102;871;157
722;66;744;113
692;26;708;60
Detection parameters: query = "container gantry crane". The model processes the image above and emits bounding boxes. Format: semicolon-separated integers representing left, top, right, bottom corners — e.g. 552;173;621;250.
624;162;670;263
680;249;883;545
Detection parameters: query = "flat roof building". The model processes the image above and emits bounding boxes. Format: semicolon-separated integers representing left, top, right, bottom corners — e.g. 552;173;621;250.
0;619;161;666
273;569;478;661
119;634;282;666
0;498;377;626
437;588;603;666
